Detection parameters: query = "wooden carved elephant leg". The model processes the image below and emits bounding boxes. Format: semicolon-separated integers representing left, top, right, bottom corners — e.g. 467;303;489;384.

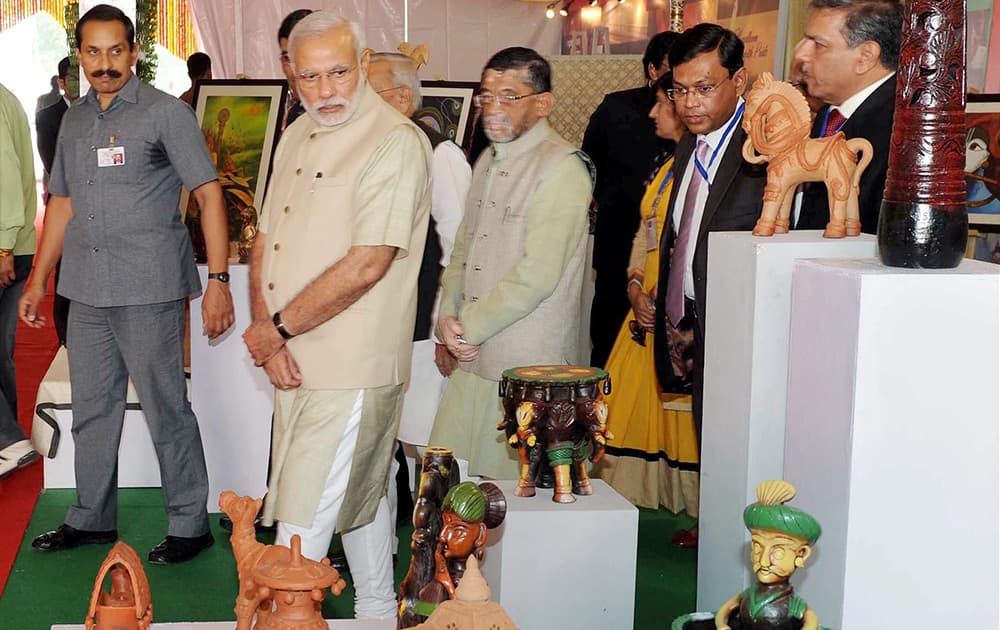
547;442;576;504
572;442;593;496
515;446;536;497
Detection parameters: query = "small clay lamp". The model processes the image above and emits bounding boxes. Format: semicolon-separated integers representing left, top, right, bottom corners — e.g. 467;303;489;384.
85;542;153;630
413;555;518;630
251;534;347;630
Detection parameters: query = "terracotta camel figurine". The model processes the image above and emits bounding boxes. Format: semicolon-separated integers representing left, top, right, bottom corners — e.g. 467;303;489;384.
219;491;290;630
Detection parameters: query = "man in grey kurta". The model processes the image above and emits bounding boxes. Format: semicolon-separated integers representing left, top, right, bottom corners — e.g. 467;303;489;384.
19;5;234;564
430;48;594;480
242;12;431;619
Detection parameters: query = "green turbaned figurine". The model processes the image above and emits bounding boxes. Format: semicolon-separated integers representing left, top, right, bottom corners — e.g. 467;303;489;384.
715;480;822;630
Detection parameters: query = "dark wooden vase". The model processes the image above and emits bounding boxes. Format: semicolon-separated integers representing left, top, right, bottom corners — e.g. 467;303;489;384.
878;0;968;268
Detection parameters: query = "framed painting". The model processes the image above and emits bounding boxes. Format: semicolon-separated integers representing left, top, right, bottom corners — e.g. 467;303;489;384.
965;94;1000;226
183;79;287;262
415;81;478;152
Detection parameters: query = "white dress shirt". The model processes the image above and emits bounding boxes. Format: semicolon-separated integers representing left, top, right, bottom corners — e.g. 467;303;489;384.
791;72;895;226
672;97;745;299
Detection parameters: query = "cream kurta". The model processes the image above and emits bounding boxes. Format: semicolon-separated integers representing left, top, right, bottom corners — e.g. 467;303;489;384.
258;84;432;530
430;119;593;480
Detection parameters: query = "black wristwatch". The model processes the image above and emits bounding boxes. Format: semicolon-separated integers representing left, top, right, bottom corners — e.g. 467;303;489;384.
207;271;230;283
273;311;295;340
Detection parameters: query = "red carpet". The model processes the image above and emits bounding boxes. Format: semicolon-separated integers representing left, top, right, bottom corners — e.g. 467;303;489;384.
0;274;59;595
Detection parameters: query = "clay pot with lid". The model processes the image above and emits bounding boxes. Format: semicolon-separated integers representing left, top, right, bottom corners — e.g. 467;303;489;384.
251;534;346;630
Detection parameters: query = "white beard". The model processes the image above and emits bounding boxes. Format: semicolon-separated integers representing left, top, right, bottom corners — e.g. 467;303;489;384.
304;74;366;127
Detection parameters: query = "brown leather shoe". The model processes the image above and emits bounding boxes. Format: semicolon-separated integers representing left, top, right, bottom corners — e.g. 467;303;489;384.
148;532;214;565
671;527;698;548
32;524;118;551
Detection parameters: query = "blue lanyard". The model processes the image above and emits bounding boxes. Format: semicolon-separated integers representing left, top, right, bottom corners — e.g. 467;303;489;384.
651;165;675;215
693;101;745;190
820;107;846;136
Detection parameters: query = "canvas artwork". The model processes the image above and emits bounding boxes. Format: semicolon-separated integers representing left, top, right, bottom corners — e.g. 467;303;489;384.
183;80;287;262
967;0;994;93
415;81;478;151
965;94;1000;226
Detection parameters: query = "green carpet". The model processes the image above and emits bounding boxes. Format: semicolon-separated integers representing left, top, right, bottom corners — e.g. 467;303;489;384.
0;489;696;629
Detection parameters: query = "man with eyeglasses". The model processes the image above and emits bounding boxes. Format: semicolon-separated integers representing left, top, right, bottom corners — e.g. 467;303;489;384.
792;0;901;234
242;11;432;619
652;24;767;547
429;47;594;481
277;9;313;128
367;51;470;525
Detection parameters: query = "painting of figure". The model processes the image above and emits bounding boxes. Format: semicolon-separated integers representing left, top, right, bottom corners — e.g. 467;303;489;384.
183;80;286;261
966;95;1000;226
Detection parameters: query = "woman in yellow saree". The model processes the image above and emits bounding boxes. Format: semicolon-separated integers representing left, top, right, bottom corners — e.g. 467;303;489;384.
593;73;699;518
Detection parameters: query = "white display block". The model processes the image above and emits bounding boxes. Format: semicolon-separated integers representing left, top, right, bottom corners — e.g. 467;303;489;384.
698;231;877;610
479;479;637;630
190;265;274;509
784;258;1000;629
32;347;168;489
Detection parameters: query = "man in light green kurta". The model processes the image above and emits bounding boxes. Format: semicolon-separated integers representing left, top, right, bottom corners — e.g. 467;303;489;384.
430;48;594;480
0;82;39;479
242;13;431;619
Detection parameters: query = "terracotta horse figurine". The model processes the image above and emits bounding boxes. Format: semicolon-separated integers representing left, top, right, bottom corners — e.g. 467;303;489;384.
219;491;289;630
742;72;873;238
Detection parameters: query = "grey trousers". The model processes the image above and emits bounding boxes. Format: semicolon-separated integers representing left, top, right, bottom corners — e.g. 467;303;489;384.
0;254;32;450
64;299;209;536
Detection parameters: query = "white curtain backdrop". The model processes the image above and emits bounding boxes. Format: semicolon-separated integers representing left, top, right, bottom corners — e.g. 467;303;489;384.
187;0;562;82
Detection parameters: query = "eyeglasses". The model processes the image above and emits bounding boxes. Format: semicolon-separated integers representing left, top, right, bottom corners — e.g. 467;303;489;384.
296;64;358;87
279;52;290;64
666;77;730;101
473;92;541;108
376;85;405;95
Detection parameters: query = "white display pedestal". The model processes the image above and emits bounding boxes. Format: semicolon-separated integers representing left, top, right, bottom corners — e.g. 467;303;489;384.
784;258;1000;629
31;347;168;488
479;479;637;630
698;231;877;610
190;265;274;509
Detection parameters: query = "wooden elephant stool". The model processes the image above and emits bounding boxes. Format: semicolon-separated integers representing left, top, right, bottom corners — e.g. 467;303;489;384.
498;365;612;503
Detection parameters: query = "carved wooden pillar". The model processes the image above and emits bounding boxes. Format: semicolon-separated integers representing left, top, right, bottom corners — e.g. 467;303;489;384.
878;0;968;268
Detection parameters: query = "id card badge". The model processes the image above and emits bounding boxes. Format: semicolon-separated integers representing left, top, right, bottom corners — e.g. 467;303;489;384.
97;146;125;167
645;217;658;252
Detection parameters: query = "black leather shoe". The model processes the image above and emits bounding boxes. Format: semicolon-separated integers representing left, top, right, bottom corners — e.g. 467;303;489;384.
219;514;275;534
32;524;118;551
327;549;350;574
148;532;214;565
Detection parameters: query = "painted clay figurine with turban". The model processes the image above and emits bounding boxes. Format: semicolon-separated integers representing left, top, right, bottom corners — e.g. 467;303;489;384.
715;480;822;630
416;481;505;614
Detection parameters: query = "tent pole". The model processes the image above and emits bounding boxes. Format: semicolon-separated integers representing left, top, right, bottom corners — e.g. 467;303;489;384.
235;0;244;76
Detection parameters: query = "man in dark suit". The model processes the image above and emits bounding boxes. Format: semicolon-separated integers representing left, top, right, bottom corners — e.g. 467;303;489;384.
653;25;766;545
277;9;312;128
583;31;677;368
35;56;70;346
792;0;902;234
36;57;70;184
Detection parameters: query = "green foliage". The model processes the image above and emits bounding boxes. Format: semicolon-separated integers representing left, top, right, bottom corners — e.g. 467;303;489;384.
136;0;158;83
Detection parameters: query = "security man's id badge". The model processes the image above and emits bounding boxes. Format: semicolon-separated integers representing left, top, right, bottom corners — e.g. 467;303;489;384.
97;146;125;167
